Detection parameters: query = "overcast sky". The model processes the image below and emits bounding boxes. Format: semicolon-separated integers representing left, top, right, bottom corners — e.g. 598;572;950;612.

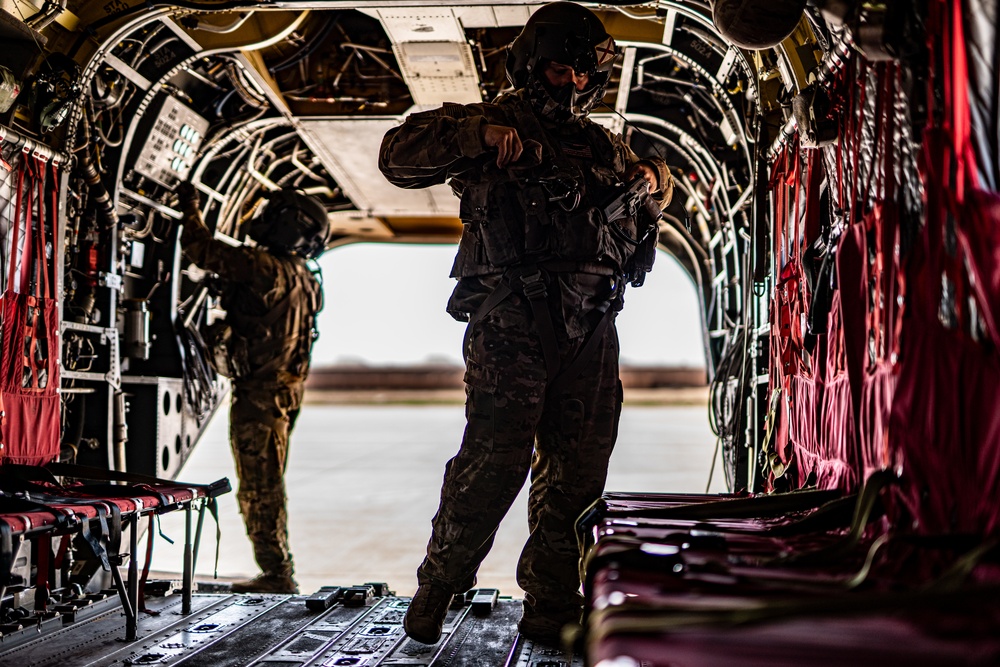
313;243;706;368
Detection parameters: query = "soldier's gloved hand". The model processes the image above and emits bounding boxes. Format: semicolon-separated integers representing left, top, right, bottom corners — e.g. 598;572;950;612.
507;140;543;170
175;181;200;211
625;161;658;193
483;124;523;168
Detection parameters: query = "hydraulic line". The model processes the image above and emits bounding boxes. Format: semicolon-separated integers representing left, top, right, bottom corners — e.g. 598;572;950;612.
76;118;118;229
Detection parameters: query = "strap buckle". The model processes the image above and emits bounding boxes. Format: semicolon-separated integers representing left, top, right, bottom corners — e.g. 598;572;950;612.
517;269;547;299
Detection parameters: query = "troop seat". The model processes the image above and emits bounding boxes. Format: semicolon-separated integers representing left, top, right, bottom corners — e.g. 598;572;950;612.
0;462;231;642
577;476;1000;666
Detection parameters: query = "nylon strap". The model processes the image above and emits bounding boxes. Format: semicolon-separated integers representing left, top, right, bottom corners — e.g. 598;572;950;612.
517;267;561;380
138;514;156;614
463;264;617;392
548;305;614;397
7;158;25;290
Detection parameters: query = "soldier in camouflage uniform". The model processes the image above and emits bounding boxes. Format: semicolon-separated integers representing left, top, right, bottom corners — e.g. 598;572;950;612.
176;182;328;594
378;1;674;646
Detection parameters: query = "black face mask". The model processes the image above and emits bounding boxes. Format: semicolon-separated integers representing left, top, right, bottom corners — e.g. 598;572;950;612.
246;216;274;247
526;68;608;124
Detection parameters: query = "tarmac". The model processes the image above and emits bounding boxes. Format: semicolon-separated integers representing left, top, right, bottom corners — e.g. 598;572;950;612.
152;387;724;598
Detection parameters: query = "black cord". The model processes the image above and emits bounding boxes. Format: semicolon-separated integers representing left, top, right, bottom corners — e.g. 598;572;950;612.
597;101;668;162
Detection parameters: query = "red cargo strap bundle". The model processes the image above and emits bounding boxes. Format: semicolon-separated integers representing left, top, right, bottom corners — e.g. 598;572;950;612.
0;155;60;466
764;139;805;488
887;0;1000;539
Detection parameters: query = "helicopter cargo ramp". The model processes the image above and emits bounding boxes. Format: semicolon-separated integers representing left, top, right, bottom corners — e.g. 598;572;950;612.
0;583;583;667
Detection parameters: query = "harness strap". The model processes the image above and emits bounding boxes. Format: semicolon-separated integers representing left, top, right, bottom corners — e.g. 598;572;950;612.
516;266;562;380
78;505;112;571
463;281;513;358
464;263;618;392
463;266;561;380
548;305;615;396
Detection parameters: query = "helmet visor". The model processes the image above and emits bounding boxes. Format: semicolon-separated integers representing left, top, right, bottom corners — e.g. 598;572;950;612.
532;22;619;85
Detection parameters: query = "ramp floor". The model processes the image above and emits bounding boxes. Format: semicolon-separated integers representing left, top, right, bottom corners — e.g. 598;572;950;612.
0;584;583;667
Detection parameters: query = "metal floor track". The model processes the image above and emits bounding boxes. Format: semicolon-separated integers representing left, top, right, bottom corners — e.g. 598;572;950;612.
0;584;584;667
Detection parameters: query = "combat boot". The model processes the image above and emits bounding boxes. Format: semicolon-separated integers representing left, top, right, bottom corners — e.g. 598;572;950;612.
403;584;455;644
517;601;582;646
230;573;299;594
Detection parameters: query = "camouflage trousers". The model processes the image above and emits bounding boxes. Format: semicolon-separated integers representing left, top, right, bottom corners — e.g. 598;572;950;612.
230;377;304;578
417;297;622;614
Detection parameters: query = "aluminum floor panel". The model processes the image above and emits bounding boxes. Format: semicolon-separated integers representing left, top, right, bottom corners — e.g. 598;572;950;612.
0;588;584;667
0;594;226;667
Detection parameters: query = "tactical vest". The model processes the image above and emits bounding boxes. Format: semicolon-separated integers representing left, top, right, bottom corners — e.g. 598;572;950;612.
452;97;642;278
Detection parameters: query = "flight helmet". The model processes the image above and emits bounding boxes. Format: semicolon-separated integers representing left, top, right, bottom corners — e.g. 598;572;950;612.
248;189;330;259
506;2;620;122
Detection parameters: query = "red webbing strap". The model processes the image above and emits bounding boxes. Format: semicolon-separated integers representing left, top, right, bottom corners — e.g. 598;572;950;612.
936;5;968;331
887;63;906;363
949;0;978;199
834;58;855;219
791;143;802;265
769;143;789;267
53;533;71;569
48;162;57;299
7;159;26;291
34;156;51;300
18;155;48;394
868;64;891;362
790;142;807;379
850;62;870;228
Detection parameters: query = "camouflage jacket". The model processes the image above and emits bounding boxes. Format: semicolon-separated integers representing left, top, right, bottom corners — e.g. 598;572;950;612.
180;211;322;383
379;91;673;337
379;89;674;336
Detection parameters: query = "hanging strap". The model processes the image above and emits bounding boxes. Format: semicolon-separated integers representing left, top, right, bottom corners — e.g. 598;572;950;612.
34;533;51;611
867;64;891;361
20;158;36;295
548;305;615;397
33;156;51;300
849;61;870;228
7;157;27;292
138;513;156;614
